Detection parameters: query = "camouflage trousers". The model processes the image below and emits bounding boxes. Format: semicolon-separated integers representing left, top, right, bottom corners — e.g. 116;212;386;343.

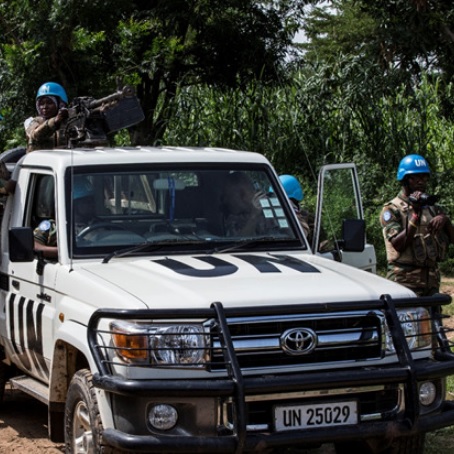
386;263;441;297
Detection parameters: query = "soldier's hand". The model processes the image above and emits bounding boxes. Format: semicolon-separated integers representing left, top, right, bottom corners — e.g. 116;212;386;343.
408;191;424;216
408;190;423;204
55;108;69;126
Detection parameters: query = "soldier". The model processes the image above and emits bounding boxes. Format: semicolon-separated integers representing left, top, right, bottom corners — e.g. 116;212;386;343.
380;154;454;296
25;81;69;153
221;171;267;236
0;82;70;195
34;218;58;259
34;177;97;259
279;174;312;242
72;177;97;235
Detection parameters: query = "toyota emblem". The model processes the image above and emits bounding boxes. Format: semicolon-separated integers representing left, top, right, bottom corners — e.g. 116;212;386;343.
280;328;317;356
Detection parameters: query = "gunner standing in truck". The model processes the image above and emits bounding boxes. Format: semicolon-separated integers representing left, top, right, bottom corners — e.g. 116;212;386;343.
25;81;69;153
380;154;454;296
0;82;70;195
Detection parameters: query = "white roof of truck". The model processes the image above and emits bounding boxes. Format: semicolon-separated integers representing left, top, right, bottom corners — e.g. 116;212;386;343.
19;146;270;169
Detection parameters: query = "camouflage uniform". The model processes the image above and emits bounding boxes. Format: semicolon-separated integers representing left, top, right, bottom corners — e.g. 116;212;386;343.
380;189;450;296
34;219;57;248
291;202;311;240
25;116;67;153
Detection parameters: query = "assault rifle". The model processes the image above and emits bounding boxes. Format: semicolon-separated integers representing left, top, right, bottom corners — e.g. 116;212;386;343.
63;85;144;148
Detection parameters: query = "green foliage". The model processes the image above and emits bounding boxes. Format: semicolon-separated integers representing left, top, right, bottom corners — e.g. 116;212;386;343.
302;0;454;85
161;64;454;273
426;424;454;453
0;0;302;149
358;0;454;82
0;1;453;278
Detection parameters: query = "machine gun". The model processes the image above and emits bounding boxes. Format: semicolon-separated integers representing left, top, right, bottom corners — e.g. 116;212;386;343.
63;85;145;148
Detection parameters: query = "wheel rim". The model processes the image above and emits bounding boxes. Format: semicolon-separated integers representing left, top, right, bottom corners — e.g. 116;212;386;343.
72;400;94;454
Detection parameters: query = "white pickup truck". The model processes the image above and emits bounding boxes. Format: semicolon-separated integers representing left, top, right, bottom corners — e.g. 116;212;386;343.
0;146;453;454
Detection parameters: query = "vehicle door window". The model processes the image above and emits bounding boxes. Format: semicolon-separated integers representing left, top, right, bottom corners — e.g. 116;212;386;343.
24;174;56;230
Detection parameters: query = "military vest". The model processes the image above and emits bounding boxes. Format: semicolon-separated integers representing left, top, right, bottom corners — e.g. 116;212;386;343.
385;196;449;266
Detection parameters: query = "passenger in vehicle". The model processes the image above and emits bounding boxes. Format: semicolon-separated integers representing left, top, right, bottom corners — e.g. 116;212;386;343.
221;171;267;236
34;218;58;259
73;177;97;235
33;177;97;258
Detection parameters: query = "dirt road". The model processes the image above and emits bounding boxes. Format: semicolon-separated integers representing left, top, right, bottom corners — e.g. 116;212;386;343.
0;281;453;454
0;385;63;453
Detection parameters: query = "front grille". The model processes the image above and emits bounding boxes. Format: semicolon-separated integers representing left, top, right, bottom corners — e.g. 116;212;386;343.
210;312;383;371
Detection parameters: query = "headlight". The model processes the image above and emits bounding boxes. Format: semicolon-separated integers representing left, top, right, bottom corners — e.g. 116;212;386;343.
111;320;209;367
111;321;149;362
385;307;432;353
151;325;208;366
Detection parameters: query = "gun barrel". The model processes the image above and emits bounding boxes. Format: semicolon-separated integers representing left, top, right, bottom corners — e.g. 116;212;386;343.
88;85;135;109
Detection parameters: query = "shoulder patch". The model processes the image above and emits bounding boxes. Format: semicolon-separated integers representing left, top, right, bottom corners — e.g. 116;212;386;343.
24;117;34;129
382;210;392;222
38;220;51;231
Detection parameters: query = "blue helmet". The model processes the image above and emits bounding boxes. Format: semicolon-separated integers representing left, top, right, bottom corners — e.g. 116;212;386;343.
74;177;94;200
279;174;304;202
36;82;68;104
396;154;430;181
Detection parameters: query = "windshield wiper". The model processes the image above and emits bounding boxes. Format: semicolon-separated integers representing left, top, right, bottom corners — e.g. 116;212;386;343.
211;236;286;254
102;241;163;264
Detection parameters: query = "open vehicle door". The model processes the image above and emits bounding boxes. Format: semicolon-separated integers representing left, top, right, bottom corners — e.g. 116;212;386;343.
313;163;377;273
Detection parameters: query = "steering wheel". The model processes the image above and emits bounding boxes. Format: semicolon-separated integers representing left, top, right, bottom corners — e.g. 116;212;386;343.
77;222;127;240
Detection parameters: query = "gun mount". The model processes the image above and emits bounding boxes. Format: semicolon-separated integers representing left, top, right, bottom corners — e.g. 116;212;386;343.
64;85;144;148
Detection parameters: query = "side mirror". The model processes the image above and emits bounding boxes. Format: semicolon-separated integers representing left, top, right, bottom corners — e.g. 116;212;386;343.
341;219;365;252
9;227;34;262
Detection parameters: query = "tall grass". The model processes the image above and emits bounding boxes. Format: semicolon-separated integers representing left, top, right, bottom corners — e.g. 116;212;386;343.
163;67;454;273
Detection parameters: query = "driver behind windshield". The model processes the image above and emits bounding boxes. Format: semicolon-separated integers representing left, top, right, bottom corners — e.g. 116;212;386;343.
221;171;268;236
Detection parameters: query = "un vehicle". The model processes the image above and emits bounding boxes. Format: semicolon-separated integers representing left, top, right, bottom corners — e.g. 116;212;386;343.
0;146;452;454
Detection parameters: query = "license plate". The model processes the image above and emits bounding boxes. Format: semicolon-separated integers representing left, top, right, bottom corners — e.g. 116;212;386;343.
274;401;358;431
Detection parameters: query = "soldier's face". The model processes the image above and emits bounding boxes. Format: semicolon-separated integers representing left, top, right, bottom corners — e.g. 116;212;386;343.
37;97;58;119
408;173;429;192
222;183;253;215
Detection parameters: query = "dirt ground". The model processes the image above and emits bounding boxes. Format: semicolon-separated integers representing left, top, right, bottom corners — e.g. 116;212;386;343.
0;281;453;454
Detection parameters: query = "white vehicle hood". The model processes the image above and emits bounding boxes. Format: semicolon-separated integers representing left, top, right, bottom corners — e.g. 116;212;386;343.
80;252;414;309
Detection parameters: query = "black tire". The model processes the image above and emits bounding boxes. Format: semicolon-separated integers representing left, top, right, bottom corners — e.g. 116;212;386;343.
65;369;117;454
335;434;425;454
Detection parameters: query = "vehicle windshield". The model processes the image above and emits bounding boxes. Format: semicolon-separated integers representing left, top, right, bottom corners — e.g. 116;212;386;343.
67;165;305;258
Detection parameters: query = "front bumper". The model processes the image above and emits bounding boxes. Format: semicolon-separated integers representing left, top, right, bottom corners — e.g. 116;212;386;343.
88;293;454;452
100;401;454;453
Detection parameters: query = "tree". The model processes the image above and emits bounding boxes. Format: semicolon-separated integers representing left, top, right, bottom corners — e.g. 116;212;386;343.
0;0;310;147
360;0;454;80
0;0;129;147
300;0;454;83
